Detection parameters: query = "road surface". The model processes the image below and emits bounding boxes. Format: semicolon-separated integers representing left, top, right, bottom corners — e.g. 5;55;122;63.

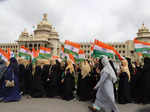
0;97;150;112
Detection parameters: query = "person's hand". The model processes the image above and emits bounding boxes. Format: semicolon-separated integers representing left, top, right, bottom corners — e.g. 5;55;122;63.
96;67;100;73
6;61;9;67
93;86;96;90
61;79;64;83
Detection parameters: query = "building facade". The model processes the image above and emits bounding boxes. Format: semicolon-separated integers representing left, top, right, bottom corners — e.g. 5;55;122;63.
17;13;60;56
0;17;150;62
0;43;18;54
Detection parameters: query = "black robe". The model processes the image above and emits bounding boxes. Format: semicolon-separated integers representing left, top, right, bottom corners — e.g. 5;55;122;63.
18;64;26;94
89;67;100;102
77;73;91;101
118;72;131;104
45;64;59;97
139;57;150;104
41;64;50;90
61;70;75;101
30;66;45;98
24;63;33;95
130;65;142;103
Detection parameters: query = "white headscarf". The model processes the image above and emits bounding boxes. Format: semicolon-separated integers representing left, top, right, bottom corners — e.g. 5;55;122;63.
101;56;117;83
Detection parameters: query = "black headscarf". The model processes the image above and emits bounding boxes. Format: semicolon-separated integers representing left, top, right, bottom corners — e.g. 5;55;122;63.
126;57;134;75
8;57;18;73
98;58;103;71
143;57;150;72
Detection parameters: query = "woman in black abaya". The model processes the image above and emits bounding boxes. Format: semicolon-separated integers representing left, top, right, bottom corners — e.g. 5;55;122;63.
45;60;59;97
140;57;150;104
18;64;26;95
77;61;91;101
118;59;131;104
31;65;45;98
24;63;33;95
109;60;118;101
61;60;75;101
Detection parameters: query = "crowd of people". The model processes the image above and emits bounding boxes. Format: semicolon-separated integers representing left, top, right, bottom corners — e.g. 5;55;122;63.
0;56;150;112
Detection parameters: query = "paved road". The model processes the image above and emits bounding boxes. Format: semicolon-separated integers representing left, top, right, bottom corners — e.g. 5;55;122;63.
0;97;150;112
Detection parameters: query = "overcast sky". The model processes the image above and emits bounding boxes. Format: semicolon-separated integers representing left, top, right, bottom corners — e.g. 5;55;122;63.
0;0;150;43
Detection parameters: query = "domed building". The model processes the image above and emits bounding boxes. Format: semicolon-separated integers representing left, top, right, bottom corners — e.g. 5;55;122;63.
136;23;150;42
17;13;60;56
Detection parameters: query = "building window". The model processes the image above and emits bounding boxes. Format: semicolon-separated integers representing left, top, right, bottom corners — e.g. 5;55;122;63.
123;45;125;48
119;45;121;48
123;51;125;53
115;45;118;48
119;51;121;53
29;44;32;47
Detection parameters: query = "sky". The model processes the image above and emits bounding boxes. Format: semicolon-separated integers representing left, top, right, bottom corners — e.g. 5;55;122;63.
0;0;150;43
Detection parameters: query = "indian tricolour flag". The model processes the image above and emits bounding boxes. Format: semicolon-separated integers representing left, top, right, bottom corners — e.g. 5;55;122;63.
90;42;94;56
32;48;39;59
0;48;10;61
19;46;31;60
134;39;150;52
39;46;51;59
60;46;66;59
93;40;123;60
31;48;39;63
64;40;80;56
7;48;16;58
134;39;150;57
93;40;115;58
75;49;85;62
60;46;75;63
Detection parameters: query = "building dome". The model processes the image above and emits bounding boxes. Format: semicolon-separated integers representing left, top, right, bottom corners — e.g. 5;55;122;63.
138;23;149;33
36;13;52;31
19;28;29;40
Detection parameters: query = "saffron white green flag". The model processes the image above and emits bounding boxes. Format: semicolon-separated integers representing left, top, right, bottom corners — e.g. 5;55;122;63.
134;39;150;52
64;40;80;56
93;40;123;60
19;46;31;60
39;46;51;59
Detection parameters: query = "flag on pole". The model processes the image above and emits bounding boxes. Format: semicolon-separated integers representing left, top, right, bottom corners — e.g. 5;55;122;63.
32;48;39;59
0;48;10;61
90;42;94;56
7;48;16;58
93;40;123;60
31;48;39;64
75;49;85;62
134;39;150;57
68;53;75;64
134;39;150;52
64;40;80;56
39;46;51;59
93;39;115;58
19;46;31;60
